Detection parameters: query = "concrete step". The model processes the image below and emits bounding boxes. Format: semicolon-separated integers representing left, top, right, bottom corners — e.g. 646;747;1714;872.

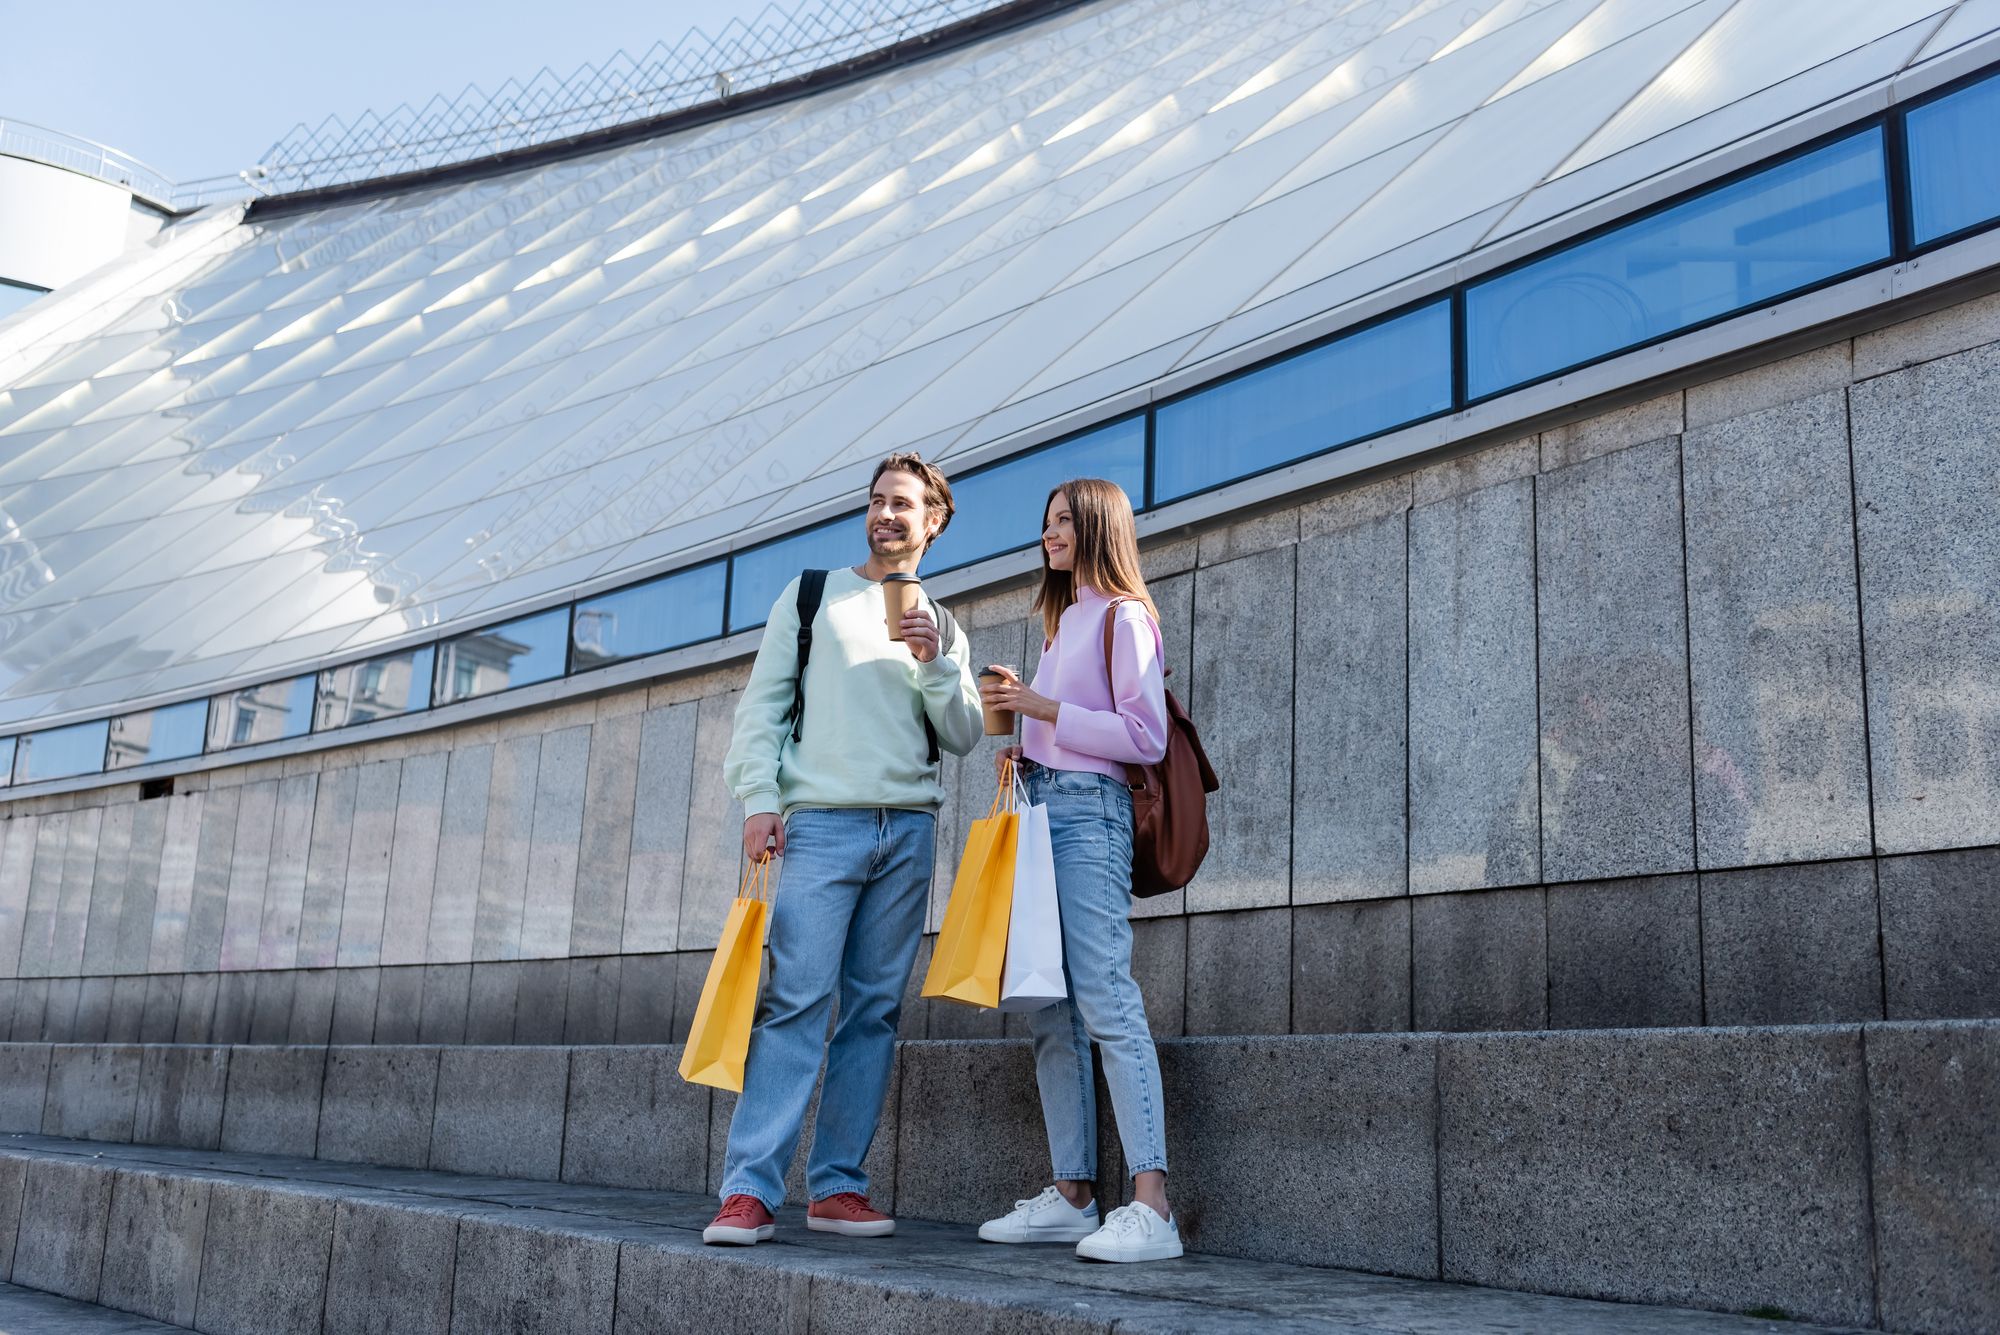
0;1020;1992;1332
0;1283;181;1333
0;1134;1870;1335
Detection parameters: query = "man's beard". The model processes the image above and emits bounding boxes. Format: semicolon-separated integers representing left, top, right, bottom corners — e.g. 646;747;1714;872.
868;525;918;556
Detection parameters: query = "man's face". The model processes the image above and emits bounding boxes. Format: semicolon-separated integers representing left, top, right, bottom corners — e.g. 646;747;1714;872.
866;469;940;557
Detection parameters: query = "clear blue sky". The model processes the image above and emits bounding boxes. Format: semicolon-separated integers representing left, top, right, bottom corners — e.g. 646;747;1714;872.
3;0;790;181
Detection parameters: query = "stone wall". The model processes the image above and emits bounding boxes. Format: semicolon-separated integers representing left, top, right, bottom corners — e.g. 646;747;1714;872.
1;294;1998;1044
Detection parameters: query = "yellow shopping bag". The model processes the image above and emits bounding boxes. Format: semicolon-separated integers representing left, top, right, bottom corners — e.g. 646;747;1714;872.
677;859;773;1092
922;760;1019;1009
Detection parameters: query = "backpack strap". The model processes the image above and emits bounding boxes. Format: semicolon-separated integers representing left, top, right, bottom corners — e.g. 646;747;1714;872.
919;599;960;766
789;568;952;770
788;569;828;744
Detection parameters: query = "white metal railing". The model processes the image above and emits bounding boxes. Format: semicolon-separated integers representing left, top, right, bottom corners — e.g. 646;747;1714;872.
2;0;1020;211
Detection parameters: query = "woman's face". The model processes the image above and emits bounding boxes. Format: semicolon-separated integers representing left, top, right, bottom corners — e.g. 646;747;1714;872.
1042;494;1075;572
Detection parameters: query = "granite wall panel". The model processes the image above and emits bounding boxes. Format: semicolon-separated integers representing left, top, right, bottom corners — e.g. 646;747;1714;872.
112;797;169;975
426;744;493;963
621;702;697;954
218;782;278;972
1849;344;2000;852
680;692;745;950
1535;438;1693;882
18;813;70;977
295;767;355;968
256;772;319;970
378;750;446;967
1409;480;1540;894
520;724;590;959
0;815;38;976
50;806;103;977
569;714;640;957
1682;392;1871;868
79;802;134;976
1189;547;1295;911
183;788;240;973
336;758;402;966
473;734;541;961
1293;513;1407;903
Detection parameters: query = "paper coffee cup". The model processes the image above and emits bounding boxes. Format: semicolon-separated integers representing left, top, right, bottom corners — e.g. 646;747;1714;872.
883;573;922;640
977;667;1017;736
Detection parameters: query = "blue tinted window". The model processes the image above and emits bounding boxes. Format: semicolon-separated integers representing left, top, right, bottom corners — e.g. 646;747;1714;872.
1467;130;1890;398
1154;300;1452;502
434;608;568;704
0;281;45;321
0;737;13;786
16;719;109;782
924;419;1146;574
729;515;860;632
208;675;316;751
1907;73;2000;245
107;699;209;769
573;561;727;670
316;644;436;730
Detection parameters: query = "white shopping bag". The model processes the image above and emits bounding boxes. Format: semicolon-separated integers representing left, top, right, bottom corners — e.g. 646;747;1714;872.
998;782;1066;1012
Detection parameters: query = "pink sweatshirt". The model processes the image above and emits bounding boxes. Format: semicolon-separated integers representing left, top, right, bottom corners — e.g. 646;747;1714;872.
1022;585;1170;780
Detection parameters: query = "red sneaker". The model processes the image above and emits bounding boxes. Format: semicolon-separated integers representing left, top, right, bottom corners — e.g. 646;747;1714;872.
807;1191;896;1237
703;1194;775;1246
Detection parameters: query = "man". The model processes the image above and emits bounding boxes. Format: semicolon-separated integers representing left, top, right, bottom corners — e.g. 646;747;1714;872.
705;452;984;1245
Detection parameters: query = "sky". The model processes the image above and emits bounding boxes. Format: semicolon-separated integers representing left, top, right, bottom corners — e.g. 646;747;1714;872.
2;0;799;182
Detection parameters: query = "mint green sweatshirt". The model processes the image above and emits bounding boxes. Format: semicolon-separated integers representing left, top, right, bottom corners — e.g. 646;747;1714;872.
724;569;985;818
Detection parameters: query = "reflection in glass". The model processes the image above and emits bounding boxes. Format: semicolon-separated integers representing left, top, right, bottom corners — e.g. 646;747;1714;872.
107;699;210;770
0;736;14;785
1906;72;2000;245
15;719;109;783
728;515;860;632
572;562;726;671
207;675;317;751
1466;130;1891;398
316;645;436;730
1154;300;1452;503
433;608;568;704
924;419;1146;574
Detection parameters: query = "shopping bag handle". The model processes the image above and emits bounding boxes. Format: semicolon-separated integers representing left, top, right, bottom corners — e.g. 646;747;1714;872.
989;755;1017;818
737;857;772;904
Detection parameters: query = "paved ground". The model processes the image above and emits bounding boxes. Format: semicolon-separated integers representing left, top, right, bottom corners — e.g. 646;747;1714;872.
1;1134;1871;1333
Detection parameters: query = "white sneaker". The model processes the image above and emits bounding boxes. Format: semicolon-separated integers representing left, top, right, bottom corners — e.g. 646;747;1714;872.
1074;1202;1183;1263
977;1186;1101;1243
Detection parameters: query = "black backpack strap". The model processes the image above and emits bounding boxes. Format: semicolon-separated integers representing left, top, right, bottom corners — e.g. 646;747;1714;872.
789;569;827;744
919;600;960;766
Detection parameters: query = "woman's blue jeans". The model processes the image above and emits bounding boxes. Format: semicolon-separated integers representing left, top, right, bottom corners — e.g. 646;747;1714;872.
1023;764;1169;1181
718;806;933;1210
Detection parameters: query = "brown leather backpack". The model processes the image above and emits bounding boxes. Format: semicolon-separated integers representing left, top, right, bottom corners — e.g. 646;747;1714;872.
1102;598;1219;897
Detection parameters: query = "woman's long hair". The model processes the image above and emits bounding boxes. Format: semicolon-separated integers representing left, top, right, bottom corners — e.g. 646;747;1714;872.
1033;478;1158;644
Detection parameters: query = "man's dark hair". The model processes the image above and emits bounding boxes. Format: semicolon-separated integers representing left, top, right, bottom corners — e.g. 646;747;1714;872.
871;452;954;544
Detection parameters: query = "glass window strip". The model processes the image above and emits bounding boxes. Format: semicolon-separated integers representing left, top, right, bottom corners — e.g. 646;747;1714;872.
1464;128;1892;400
433;608;569;706
107;698;210;770
571;560;727;673
1905;68;2000;246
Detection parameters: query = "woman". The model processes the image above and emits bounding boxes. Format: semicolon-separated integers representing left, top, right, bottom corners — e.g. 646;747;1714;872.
975;477;1179;1264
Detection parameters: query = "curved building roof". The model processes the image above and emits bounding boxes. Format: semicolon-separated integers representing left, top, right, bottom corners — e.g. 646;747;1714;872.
0;0;1992;732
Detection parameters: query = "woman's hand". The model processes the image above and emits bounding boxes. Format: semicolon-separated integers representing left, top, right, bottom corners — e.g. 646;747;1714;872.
979;665;1059;724
993;744;1023;783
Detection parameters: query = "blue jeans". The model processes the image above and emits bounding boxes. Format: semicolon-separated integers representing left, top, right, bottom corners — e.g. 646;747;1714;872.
719;806;934;1210
1023;764;1169;1180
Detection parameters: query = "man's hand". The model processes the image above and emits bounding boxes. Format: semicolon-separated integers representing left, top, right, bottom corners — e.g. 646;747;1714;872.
743;813;784;863
901;607;940;663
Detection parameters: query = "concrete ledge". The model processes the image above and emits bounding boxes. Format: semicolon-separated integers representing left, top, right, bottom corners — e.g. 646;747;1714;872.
0;1023;1991;1330
98;1169;208;1327
0;1136;1872;1335
42;1045;141;1143
1439;1026;1874;1327
10;1157;114;1301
